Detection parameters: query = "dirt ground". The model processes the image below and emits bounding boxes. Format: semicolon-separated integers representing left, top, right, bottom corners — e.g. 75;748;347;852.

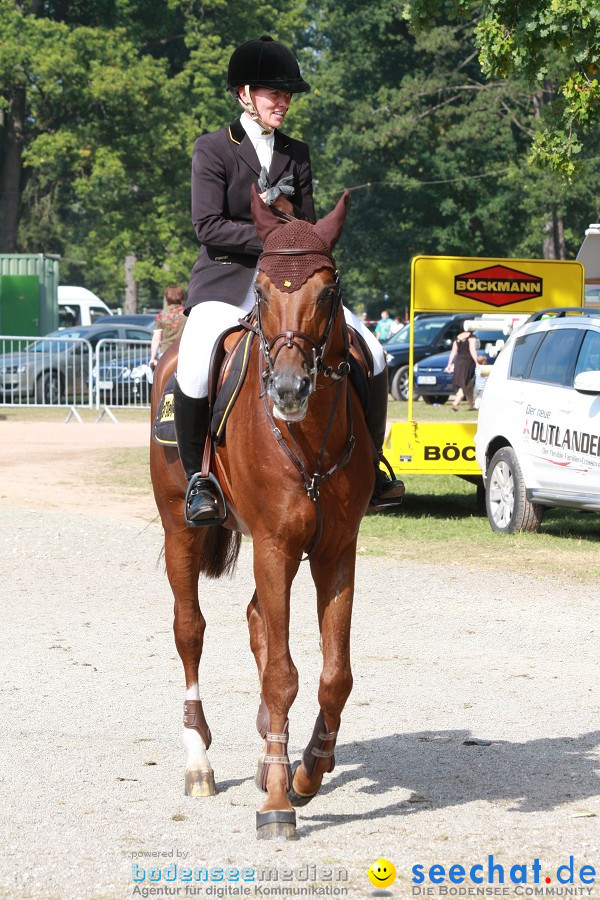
0;420;155;523
0;420;599;900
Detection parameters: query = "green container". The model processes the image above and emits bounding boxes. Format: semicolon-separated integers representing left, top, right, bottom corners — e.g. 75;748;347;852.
0;254;59;336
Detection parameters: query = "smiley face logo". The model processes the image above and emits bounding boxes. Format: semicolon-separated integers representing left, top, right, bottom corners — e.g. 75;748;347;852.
368;858;396;888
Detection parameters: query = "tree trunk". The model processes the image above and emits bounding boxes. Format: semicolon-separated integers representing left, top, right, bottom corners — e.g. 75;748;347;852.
542;207;566;260
0;86;26;253
554;213;566;260
124;254;138;314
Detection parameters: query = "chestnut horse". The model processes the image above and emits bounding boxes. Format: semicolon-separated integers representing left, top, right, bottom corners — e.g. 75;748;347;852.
150;187;373;840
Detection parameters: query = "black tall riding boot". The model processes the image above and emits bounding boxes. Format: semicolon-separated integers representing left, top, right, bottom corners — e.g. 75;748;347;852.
173;380;221;523
365;369;405;508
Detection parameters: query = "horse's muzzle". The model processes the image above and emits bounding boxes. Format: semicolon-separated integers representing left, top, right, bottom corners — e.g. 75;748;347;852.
268;371;312;422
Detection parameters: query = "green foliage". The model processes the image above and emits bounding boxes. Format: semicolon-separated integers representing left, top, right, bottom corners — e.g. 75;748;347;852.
301;0;600;312
1;0;599;309
403;0;600;176
0;0;308;304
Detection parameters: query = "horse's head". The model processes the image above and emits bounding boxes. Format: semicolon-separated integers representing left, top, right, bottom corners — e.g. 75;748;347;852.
251;186;350;422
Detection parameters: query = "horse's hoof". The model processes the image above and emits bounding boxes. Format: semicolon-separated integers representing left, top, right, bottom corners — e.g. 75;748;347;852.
287;760;318;808
256;810;297;841
185;769;217;797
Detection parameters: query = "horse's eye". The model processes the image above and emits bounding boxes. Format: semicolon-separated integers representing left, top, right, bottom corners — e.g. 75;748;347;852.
319;286;336;304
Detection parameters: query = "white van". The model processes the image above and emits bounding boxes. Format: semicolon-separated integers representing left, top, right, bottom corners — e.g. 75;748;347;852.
58;286;112;328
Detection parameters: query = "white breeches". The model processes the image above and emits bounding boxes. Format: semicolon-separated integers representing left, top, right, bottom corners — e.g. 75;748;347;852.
177;294;386;399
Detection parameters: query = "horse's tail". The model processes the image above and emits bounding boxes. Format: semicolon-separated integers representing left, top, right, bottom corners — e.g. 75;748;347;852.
198;525;242;579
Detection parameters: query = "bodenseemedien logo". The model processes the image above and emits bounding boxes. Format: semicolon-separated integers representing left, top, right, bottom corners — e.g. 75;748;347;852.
131;861;350;896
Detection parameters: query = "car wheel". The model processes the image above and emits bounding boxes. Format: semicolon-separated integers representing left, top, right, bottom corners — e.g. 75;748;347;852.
422;395;448;405
485;446;544;534
36;370;63;405
390;366;409;401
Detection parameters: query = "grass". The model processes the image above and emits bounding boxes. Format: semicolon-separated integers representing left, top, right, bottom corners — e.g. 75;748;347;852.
4;402;599;581
387;396;479;422
0;405;151;424
98;447;153;493
92;446;600;583
359;474;600;583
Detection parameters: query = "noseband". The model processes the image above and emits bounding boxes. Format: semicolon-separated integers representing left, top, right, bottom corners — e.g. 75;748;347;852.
255;248;351;390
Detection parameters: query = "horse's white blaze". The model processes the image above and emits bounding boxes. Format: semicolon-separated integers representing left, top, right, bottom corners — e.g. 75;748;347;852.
183;684;211;771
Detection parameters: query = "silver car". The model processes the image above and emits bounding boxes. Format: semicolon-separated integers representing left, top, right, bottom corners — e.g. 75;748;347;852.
0;323;152;404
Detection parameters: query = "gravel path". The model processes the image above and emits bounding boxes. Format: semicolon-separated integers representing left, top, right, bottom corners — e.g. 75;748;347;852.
0;423;599;899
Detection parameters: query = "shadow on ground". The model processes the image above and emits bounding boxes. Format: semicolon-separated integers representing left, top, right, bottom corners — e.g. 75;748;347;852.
295;729;600;835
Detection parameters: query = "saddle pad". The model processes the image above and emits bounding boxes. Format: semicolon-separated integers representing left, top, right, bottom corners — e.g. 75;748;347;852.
211;329;255;445
152;374;177;446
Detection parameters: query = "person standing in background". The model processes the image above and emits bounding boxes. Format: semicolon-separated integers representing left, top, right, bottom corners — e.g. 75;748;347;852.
445;323;478;411
374;310;392;342
389;314;403;337
149;285;187;369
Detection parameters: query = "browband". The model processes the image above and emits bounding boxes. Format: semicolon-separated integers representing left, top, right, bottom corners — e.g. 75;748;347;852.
259;248;334;260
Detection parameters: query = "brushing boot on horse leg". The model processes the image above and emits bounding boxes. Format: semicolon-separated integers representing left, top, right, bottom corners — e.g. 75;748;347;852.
366;369;405;508
173;380;221;524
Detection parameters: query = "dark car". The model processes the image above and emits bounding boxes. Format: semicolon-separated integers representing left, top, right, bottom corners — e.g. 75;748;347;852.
94;353;153;405
0;323;152;404
384;314;467;401
95;313;158;328
413;326;507;404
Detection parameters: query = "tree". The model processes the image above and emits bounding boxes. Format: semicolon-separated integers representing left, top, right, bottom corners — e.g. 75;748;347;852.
0;0;310;303
401;0;600;176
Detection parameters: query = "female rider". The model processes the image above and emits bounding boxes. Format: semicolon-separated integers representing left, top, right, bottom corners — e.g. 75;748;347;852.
174;34;404;523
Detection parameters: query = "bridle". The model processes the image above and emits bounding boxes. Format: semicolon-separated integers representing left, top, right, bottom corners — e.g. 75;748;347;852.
255;248;351;391
240;246;356;560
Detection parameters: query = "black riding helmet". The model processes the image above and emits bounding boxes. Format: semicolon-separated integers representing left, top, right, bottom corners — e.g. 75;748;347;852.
227;35;310;94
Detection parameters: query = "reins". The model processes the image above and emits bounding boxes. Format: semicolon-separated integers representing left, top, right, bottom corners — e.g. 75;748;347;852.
239;249;356;560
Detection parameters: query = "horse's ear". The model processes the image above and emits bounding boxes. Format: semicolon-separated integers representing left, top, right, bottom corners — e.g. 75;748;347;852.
313;189;350;251
250;183;287;243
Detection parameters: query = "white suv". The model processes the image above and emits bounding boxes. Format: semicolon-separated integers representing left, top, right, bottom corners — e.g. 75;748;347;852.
475;309;600;532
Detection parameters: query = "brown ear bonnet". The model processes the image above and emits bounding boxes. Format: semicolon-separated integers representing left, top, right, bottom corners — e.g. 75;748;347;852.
251;186;350;293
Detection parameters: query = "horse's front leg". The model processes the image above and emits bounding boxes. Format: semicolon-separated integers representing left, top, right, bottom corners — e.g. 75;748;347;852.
289;540;357;805
252;542;300;840
165;525;216;797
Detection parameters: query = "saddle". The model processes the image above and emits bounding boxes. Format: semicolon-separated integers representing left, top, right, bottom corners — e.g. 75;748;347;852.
152;316;374;453
151;322;255;448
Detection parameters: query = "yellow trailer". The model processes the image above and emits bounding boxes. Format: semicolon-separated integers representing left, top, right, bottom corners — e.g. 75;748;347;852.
384;255;585;489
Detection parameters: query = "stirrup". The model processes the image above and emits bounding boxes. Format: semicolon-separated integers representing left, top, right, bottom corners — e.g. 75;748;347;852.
370;455;405;508
184;473;227;528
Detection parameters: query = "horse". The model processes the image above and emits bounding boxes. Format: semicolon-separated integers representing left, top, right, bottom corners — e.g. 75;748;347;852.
150;186;374;841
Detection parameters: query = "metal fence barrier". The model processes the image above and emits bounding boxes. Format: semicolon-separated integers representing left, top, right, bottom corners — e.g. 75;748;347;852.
93;338;152;421
0;334;152;421
0;334;94;420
